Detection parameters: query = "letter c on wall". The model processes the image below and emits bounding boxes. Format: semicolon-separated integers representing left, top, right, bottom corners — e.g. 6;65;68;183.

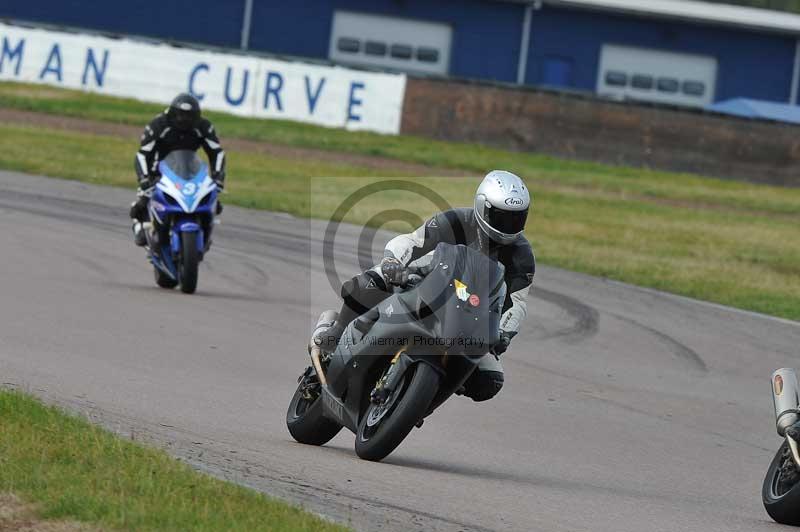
189;63;209;101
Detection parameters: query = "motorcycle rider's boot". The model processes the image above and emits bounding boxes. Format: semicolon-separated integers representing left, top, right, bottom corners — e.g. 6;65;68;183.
310;293;366;354
130;196;150;247
309;310;339;354
311;322;345;354
129;196;148;220
131;220;147;247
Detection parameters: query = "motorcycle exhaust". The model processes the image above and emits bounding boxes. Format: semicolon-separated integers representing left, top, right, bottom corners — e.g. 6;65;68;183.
308;310;339;386
772;368;800;437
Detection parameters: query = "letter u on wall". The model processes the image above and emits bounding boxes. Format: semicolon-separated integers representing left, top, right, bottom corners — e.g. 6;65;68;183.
224;66;249;106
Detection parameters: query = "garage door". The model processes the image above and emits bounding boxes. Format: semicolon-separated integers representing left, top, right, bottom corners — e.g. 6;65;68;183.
328;11;452;76
597;44;718;107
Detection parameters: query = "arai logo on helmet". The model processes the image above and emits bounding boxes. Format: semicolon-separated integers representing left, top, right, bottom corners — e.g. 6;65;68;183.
504;197;524;207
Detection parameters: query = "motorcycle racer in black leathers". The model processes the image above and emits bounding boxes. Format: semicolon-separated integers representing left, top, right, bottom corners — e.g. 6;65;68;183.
315;171;535;402
130;93;226;245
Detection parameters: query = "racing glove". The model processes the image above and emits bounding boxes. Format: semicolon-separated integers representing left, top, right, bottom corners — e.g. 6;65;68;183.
491;331;516;356
380;257;409;286
137;175;153;191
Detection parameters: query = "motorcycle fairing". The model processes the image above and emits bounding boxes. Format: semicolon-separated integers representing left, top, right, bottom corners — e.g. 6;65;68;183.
319;243;507;431
155;159;217;214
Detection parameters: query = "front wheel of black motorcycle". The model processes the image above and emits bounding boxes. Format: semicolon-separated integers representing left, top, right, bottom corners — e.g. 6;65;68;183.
286;373;342;446
355;363;440;462
763;441;800;525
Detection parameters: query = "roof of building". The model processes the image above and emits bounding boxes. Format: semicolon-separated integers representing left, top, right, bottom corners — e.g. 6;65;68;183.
707;98;800;124
500;0;800;35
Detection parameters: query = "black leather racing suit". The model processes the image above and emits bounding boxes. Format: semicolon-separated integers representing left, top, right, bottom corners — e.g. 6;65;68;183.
130;113;226;221
341;207;536;402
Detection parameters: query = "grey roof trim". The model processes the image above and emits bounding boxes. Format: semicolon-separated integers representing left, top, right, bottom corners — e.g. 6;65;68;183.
498;0;800;35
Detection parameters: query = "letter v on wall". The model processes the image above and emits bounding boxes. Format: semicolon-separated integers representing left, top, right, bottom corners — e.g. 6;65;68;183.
305;76;326;114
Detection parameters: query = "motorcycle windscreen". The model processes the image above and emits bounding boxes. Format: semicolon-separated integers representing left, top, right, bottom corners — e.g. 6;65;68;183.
161;150;206;181
412;243;506;357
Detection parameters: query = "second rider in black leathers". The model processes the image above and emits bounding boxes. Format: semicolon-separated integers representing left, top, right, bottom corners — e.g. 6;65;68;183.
130;93;226;245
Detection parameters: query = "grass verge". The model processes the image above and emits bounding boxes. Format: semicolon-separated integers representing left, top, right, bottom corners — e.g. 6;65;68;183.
1;82;799;320
0;388;347;531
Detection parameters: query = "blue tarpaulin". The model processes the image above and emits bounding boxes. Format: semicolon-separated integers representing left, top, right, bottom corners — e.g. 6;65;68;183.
707;98;800;125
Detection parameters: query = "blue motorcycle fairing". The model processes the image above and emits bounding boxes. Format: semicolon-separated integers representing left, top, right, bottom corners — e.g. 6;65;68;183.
176;221;201;232
155;159;217;215
170;221;204;254
144;150;217;281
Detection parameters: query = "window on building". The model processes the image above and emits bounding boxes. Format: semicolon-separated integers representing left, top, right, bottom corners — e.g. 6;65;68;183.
657;78;679;93
365;41;387;56
390;44;413;60
337;37;360;54
417;47;440;63
631;74;654;90
605;71;628;87
329;11;452;75
682;81;706;97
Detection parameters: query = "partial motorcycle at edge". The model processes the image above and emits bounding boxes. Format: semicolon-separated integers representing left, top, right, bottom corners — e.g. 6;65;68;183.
764;367;800;525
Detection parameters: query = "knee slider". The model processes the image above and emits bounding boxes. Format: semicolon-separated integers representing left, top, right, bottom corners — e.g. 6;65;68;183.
341;271;388;314
464;370;504;402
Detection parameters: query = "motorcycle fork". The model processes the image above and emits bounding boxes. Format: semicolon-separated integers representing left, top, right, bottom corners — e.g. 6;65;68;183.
788;436;800;467
297;366;322;401
370;349;409;404
370;351;451;405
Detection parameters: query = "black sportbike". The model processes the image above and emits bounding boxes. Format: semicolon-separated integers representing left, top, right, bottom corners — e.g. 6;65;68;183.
286;243;506;461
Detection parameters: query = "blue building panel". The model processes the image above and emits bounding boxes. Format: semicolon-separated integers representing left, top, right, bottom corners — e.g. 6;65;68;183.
526;6;796;103
248;2;333;59
0;0;244;49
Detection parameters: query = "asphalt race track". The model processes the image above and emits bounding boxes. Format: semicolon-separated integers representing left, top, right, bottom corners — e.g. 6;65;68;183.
2;170;800;532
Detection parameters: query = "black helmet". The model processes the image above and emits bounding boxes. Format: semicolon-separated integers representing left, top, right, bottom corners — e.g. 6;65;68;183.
167;93;201;131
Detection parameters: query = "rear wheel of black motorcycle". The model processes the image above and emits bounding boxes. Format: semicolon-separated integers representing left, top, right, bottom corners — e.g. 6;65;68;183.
763;441;800;525
179;232;199;294
153;267;177;289
286;377;342;446
355;363;440;462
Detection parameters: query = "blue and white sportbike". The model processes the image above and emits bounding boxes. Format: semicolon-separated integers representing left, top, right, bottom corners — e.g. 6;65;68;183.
141;150;219;294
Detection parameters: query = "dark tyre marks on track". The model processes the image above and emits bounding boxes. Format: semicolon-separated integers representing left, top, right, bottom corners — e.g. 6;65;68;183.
533;286;600;343
609;313;708;373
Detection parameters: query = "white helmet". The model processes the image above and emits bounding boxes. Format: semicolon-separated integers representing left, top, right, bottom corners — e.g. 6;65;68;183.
474;170;531;245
